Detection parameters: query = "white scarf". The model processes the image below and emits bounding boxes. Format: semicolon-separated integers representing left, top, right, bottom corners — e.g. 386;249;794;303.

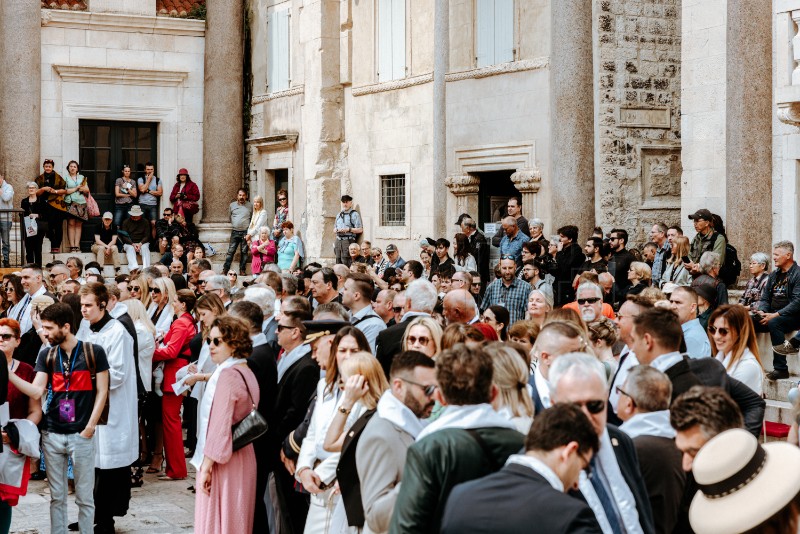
416;403;518;441
619;411;675;439
191;357;246;470
578;430;643;534
277;343;311;382
376;390;427;439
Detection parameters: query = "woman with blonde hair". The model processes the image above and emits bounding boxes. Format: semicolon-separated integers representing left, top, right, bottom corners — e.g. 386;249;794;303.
588;317;619;380
661;235;692;287
245;195;268;245
483;342;534;434
626;261;652;296
124;299;157;394
402;316;443;358
525;289;553;326
148;276;177;338
129;275;152;309
708;305;763;395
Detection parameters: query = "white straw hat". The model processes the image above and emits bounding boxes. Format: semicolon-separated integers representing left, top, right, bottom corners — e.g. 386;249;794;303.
689;428;800;533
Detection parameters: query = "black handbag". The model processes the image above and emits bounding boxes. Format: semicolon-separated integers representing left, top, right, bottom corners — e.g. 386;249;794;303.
231;367;268;451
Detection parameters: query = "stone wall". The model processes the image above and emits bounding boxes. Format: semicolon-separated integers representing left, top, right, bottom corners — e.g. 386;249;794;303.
594;0;682;245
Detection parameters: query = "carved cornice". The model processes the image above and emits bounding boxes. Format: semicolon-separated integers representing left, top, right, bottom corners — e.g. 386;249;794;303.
246;133;299;152
54;65;188;86
41;9;205;36
445;57;549;83
777;102;800;125
252;86;305;104
352;73;433;97
510;167;542;193
445;174;480;196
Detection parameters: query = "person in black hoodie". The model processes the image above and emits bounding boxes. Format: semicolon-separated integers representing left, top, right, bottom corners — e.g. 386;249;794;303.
554;225;586;307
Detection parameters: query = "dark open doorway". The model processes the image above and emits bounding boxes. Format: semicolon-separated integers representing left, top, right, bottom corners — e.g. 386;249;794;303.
477;170;520;229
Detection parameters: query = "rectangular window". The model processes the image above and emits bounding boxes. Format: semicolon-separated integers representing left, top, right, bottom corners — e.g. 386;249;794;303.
476;0;514;68
380;174;406;226
377;0;406;82
267;6;290;92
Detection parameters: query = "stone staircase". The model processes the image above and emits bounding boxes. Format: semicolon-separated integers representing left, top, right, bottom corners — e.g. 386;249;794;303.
44;248;235;277
760;344;798;427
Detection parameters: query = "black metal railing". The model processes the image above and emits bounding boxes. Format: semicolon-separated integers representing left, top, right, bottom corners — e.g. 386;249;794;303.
0;209;27;268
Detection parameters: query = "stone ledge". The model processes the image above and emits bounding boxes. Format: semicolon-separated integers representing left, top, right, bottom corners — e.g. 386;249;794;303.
444;56;550;82
251;86;305;104
352;73;434;97
54;65;189;86
41;8;206;37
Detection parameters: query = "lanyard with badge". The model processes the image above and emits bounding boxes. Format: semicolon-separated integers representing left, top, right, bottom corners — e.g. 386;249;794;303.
58;341;81;423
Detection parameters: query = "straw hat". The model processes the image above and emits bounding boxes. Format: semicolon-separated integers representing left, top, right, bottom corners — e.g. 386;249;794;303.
689;428;800;533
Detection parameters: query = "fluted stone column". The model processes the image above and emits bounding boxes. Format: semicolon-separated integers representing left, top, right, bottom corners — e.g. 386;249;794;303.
726;1;771;281
433;0;449;237
0;2;41;194
201;0;244;223
445;174;480;228
550;0;594;237
510;168;542;223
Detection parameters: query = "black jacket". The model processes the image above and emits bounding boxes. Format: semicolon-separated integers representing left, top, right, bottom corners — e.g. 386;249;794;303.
467;231;489;284
632;435;686;534
247;343;278;463
555;243;586;306
664;355;765;437
758;262;800;316
442;462;602;534
336;409;377;528
609;249;636;294
271;353;320;462
375;315;418;377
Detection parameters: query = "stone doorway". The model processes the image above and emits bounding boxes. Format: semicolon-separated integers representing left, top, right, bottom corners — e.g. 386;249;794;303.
477;170;519;231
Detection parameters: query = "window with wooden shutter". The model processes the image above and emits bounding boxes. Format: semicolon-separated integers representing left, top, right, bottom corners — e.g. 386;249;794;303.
476;0;514;68
267;6;290;93
377;0;406;82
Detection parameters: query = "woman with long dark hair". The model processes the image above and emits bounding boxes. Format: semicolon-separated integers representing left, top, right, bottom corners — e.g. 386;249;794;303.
708;305;763;395
453;233;477;272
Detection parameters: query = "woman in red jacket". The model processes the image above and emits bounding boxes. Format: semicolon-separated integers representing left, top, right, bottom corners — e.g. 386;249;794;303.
153;288;198;480
169;169;201;226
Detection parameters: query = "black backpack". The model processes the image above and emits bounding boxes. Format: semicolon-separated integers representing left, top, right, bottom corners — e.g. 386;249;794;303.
710;233;741;286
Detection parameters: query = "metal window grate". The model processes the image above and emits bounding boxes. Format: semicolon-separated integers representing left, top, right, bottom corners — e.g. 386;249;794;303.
380;174;406;226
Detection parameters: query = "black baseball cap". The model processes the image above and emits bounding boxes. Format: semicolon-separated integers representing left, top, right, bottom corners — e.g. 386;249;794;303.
454;213;472;225
688;209;713;221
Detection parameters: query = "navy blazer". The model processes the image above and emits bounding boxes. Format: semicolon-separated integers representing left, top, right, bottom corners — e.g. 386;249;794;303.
441;462;602;534
528;373;546;416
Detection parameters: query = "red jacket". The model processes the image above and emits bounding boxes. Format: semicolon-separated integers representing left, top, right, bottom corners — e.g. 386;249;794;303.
153;312;197;389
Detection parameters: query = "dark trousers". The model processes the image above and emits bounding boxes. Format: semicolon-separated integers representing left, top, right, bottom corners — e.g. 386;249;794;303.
755;314;800;371
223;229;248;273
45;204;64;250
273;464;309;534
334;238;354;265
24;232;44;266
183;396;197;450
94;466;131;527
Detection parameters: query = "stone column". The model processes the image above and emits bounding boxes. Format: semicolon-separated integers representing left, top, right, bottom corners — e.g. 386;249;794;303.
201;0;244;223
433;0;449;237
550;0;594;237
726;1;771;279
0;2;41;195
510;167;542;224
445;174;480;229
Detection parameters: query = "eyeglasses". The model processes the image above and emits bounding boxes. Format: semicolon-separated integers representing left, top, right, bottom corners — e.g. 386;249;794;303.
277;324;297;333
399;378;437;397
577;297;601;305
580;453;594;480
571;399;606;414
407;335;431;346
206;337;223;346
708;325;730;336
3;287;12;293
163;213;172;217
0;333;16;341
615;386;635;405
149;287;161;294
392;306;403;313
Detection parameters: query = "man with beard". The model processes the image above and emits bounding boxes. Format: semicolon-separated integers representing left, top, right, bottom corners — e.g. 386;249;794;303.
356;351;437;533
480;256;531;325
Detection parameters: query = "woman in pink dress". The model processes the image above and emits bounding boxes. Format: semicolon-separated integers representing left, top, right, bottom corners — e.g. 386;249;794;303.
194;316;260;534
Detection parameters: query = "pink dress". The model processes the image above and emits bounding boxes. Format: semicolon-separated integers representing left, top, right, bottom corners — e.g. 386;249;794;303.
194;365;260;534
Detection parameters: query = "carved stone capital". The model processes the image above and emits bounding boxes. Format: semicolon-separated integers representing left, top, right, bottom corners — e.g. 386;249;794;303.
445;173;480;196
510;167;542;193
778;102;800;125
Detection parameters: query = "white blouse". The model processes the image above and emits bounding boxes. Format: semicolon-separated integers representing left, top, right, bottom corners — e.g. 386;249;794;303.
717;348;763;395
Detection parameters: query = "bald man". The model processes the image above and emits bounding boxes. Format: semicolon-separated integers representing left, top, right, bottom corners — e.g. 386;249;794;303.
497;216;529;268
442;289;480;325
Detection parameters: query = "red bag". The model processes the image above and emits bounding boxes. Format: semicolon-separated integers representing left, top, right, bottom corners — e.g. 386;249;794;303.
85;192;100;218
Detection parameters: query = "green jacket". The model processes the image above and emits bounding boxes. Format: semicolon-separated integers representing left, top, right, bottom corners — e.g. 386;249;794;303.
690;231;726;264
389;426;524;534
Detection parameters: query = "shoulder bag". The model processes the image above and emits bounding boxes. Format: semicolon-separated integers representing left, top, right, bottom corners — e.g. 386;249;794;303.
231;366;268;451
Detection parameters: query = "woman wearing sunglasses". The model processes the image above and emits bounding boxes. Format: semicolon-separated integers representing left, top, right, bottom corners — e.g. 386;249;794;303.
194;317;260;534
129;275;152;310
295;327;370;532
0;277;23;321
708;305;763;395
152;289;198;481
402;316;443;359
147;277;177;340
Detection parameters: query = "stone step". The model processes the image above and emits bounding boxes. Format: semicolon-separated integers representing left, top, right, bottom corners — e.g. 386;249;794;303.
763;377;800;404
765;399;795;425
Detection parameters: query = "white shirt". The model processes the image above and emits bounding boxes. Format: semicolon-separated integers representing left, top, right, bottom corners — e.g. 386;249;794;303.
619;410;676;439
506;454;563;492
533;366;552;409
351;304;386;353
609;347;638;411
650;351;684;373
717;348;763;395
15;285;46;335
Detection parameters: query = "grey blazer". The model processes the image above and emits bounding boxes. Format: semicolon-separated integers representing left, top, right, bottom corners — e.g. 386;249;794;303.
356;415;416;534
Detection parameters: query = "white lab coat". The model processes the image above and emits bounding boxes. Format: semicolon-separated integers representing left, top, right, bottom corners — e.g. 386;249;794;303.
78;317;139;469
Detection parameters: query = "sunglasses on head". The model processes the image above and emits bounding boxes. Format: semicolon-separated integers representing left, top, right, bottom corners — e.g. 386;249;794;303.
577;297;601;305
500;254;515;261
572;399;606;414
206;337;223;346
708;325;730;336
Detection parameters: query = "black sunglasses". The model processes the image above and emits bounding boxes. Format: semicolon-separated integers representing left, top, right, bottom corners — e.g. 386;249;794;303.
206;337;223;346
227;272;237;277
149;287;161;294
278;197;287;201
130;286;141;292
573;400;606;414
197;280;207;286
0;333;16;341
708;325;730;336
400;378;437;397
577;297;601;305
277;324;297;333
615;386;635;404
392;306;403;313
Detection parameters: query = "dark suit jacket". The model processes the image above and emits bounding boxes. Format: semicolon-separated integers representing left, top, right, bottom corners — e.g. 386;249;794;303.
263;316;279;353
271;353;320;462
571;425;655;534
247;343;279;465
336;409;376;528
375;316;417;377
632;435;685;534
468;231;489;284
665;356;765;436
441;463;602;534
528;374;546;416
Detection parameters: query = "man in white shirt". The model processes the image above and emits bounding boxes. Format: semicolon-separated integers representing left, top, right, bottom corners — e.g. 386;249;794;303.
669;286;711;358
341;272;386;352
0;174;13;267
529;321;585;415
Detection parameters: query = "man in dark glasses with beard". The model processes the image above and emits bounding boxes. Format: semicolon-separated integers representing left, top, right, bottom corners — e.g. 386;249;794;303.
550;353;655;534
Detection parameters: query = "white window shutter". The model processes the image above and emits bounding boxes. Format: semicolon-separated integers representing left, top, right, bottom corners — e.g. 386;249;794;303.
267;11;277;91
390;0;406;80
476;0;495;68
494;0;514;64
378;0;393;82
276;9;290;91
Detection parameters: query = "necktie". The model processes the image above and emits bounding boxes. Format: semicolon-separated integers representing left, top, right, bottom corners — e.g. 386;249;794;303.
16;294;30;322
609;350;629;394
590;457;624;534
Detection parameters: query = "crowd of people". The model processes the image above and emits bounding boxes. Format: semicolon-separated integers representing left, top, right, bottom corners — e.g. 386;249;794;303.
3;162;800;533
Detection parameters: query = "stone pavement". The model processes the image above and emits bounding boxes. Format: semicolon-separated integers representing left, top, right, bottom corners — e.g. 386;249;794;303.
11;464;197;533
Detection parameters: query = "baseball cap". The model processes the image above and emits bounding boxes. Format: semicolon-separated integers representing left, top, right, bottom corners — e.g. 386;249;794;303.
454;213;472;225
102;212;112;220
386;244;398;253
688;209;713;221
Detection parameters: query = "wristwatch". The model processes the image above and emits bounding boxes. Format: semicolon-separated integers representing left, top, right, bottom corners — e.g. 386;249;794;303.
338;406;351;415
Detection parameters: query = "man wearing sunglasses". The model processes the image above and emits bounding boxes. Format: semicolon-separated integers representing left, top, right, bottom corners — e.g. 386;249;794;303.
629;307;764;437
550;353;655;534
